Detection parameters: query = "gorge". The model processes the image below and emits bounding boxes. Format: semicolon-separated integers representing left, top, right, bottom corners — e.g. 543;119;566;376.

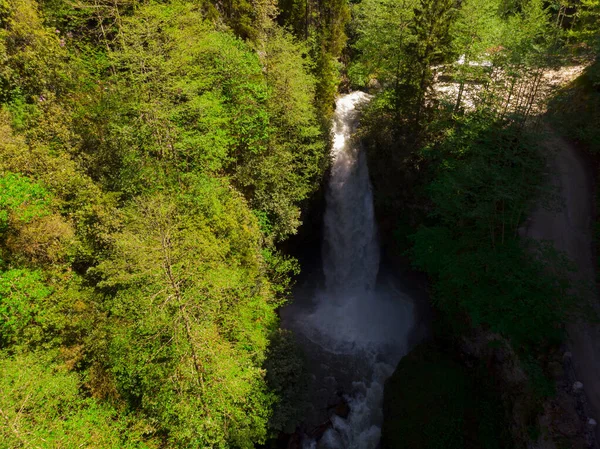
0;0;598;447
281;92;422;448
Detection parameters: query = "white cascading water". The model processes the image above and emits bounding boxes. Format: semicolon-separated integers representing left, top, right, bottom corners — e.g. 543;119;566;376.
287;92;416;449
323;91;379;295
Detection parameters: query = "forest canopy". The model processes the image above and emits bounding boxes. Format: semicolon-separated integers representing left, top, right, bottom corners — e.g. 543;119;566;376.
0;0;331;446
0;0;598;446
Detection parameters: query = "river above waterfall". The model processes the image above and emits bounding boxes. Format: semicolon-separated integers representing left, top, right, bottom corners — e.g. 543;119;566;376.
281;92;426;448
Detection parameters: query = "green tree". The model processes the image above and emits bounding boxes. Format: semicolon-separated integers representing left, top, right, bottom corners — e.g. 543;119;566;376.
0;0;326;446
263;329;309;434
404;0;457;128
77;2;325;240
0;173;50;231
93;182;279;447
0;352;155;448
0;0;70;104
348;0;418;87
569;0;600;50
246;26;326;240
0;269;50;347
277;0;350;122
479;0;558;123
449;0;503;112
409;115;578;350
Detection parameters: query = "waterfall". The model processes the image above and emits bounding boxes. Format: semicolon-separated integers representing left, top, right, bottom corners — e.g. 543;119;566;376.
282;92;416;449
323;91;379;294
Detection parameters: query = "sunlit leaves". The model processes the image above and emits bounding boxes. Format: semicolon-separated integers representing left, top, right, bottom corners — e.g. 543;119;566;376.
0;269;50;346
0;173;50;229
0;1;322;447
0;353;154;448
93;182;277;447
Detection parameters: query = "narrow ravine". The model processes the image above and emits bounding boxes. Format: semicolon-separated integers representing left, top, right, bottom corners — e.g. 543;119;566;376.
281;92;421;448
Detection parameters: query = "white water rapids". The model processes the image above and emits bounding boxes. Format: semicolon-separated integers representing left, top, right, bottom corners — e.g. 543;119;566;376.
283;92;417;448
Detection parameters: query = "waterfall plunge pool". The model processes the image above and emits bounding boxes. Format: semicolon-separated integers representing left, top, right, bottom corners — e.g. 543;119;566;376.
280;92;427;449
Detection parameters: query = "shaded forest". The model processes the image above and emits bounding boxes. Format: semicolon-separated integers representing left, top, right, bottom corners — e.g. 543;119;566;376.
0;0;599;447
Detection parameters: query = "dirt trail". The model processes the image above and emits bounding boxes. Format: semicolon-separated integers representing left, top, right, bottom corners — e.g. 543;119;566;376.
526;127;600;438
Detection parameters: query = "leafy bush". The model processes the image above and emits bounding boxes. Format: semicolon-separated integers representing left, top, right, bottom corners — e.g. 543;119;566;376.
0;173;49;229
0;353;155;448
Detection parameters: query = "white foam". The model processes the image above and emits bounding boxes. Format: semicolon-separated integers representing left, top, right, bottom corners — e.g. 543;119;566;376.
291;92;415;448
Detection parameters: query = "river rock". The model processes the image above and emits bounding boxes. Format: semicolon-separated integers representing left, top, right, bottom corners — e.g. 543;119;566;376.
332;400;350;419
548;360;564;380
309;419;332;441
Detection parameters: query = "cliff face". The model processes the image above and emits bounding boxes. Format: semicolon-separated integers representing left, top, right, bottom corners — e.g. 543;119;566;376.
380;64;600;449
382;330;597;449
381;340;512;449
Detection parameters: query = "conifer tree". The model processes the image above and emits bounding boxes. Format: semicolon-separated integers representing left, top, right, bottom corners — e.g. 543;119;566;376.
403;0;457;132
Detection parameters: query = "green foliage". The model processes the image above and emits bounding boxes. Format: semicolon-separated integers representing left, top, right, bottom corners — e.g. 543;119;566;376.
451;0;504;61
356;0;561;221
263;329;309;434
0;173;50;229
353;0;577;353
568;0;600;51
350;0;458;125
0;0;70;103
0;0;330;446
75;2;325;240
208;0;276;40
109;3;270;181
496;0;556;68
0;0;591;447
277;0;350;121
448;0;503;111
406;0;458;106
352;0;461;225
93;182;278;448
412;233;575;348
0;352;155;448
0;268;51;346
355;0;584;445
241;26;327;239
0;112;120;268
549;59;600;154
409;116;578;350
424;115;544;236
348;0;417;87
262;248;301;296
